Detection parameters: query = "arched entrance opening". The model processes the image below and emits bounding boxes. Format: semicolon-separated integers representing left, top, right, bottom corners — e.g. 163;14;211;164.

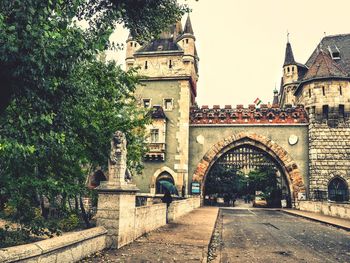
192;132;305;208
156;172;175;194
204;145;292;208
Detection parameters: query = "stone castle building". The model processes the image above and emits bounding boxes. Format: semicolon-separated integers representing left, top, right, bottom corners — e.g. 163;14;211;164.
278;34;350;201
121;16;349;205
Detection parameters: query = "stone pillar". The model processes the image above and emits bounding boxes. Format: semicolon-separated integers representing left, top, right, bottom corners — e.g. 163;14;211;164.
95;131;139;249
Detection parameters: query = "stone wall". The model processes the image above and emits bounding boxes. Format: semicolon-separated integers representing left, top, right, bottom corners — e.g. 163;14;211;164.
299;200;350;219
134;203;167;239
0;197;201;263
308;122;350;194
168;196;201;222
0;227;107;263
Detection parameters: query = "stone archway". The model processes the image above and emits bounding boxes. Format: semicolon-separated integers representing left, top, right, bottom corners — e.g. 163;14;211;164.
150;166;177;194
192;132;305;205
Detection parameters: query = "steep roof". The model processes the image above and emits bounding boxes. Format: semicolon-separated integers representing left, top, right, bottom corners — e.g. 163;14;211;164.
183;15;194;35
136;38;183;53
305;34;350;73
302;50;348;80
283;42;296;66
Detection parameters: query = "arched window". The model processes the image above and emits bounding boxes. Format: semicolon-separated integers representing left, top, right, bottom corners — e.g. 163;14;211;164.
156;172;175;194
328;177;349;202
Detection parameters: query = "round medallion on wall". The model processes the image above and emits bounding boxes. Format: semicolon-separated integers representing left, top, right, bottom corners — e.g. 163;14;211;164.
288;135;298;145
196;135;204;145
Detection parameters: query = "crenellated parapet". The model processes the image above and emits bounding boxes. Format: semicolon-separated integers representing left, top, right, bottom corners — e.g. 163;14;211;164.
190;104;308;125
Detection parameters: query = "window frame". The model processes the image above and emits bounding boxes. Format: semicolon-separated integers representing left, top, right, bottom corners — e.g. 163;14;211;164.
163;98;174;111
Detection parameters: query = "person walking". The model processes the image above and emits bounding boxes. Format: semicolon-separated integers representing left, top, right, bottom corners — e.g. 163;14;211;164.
162;190;173;223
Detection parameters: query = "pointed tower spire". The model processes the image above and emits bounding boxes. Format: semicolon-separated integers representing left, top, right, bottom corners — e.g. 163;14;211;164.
283;41;296;66
184;14;194;35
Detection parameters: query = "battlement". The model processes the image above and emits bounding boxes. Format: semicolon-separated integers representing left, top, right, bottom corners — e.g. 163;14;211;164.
190;104;308;125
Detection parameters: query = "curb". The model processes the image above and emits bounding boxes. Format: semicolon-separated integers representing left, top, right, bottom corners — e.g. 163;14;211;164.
280;210;350;231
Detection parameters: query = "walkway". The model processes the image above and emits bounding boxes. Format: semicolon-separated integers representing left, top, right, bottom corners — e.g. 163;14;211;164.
283;209;350;231
83;207;218;263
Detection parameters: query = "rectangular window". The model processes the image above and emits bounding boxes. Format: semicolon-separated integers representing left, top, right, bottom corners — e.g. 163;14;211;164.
169;60;172;68
143;99;151;108
145;61;148;69
323;105;329;119
322;86;325;96
150;129;159;143
309;89;311;98
339;104;345;118
164;99;173;111
340;86;342;96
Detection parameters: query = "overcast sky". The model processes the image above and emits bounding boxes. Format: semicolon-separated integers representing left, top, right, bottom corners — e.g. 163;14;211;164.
107;0;350;107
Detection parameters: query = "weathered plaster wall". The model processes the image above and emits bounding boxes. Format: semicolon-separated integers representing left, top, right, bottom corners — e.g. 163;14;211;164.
134;79;191;194
188;124;309;193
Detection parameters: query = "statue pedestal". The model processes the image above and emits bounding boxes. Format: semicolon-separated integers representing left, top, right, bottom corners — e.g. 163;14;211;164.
96;182;139;248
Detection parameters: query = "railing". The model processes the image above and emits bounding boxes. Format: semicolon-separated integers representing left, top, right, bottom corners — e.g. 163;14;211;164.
148;143;166;152
145;143;166;161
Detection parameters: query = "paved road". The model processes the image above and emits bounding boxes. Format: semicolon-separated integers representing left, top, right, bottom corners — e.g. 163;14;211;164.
219;208;350;263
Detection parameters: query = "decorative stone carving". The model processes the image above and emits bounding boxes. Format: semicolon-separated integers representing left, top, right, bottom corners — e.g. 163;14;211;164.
98;130;138;191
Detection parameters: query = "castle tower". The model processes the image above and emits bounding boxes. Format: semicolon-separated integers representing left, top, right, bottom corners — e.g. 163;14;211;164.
280;41;299;106
125;33;140;69
294;34;350;201
126;16;199;195
279;38;309;107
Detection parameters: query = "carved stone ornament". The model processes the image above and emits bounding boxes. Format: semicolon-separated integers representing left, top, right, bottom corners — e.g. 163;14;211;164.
288;135;298;145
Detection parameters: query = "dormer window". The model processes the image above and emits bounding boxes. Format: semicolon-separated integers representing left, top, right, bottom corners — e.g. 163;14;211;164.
157;45;163;51
328;45;341;60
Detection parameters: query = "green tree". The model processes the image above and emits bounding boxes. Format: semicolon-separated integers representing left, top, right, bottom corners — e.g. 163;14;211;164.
0;0;188;240
205;166;245;196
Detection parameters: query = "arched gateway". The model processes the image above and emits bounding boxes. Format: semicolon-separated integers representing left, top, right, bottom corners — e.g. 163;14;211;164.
192;132;305;206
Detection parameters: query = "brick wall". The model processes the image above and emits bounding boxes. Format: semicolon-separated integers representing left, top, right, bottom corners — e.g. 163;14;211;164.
308;122;350;194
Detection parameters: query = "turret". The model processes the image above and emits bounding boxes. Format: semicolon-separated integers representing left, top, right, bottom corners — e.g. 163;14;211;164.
280;38;306;107
125;33;140;69
177;15;197;64
282;41;298;85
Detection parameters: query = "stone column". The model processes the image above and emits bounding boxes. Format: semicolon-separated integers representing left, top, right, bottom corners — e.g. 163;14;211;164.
95;131;139;249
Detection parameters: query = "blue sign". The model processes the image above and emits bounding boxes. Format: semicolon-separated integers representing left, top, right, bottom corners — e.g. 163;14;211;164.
191;182;201;195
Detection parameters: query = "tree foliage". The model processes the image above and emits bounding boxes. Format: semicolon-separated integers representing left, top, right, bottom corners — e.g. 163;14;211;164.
0;0;188;239
205;165;279;199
